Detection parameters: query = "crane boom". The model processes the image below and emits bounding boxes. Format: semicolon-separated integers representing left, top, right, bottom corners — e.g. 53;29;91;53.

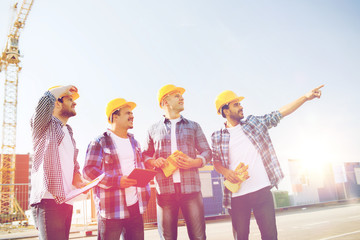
0;0;34;218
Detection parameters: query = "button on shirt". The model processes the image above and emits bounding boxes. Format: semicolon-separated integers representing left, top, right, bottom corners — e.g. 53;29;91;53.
83;132;150;219
109;132;138;206
211;111;284;209
43;126;75;201
30;91;80;205
170;118;182;183
143;115;212;195
227;124;270;198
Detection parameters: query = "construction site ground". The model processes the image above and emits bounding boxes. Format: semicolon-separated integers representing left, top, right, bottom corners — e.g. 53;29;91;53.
0;199;359;240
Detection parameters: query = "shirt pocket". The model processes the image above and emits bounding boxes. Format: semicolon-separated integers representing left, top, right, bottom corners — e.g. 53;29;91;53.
179;126;195;147
102;149;116;173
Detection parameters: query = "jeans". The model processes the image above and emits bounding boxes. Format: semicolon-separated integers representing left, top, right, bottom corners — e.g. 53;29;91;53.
156;183;206;240
31;199;73;240
229;186;277;240
97;202;144;240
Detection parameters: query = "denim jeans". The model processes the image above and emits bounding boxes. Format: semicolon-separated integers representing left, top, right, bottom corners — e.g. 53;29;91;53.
229;186;277;240
97;202;144;240
156;183;206;240
31;199;73;240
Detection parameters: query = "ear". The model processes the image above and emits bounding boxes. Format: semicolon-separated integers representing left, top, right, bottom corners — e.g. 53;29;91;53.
54;100;62;109
161;98;168;108
112;113;118;123
223;108;230;117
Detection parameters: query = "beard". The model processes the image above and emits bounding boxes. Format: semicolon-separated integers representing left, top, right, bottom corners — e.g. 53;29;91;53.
229;110;244;123
60;108;76;118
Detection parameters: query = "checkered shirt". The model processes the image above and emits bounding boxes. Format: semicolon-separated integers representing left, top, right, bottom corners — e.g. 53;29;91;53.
83;132;150;219
211;111;285;209
30;91;80;205
142;115;212;195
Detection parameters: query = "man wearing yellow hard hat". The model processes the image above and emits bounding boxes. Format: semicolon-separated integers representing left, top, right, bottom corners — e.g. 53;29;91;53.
83;98;150;240
211;85;324;240
30;85;87;240
143;84;212;240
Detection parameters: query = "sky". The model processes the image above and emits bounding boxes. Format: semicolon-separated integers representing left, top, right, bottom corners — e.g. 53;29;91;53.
1;0;359;191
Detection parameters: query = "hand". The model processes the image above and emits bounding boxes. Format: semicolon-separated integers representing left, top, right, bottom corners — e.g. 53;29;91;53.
72;174;90;194
72;173;88;189
151;157;167;168
49;85;78;99
305;85;324;101
120;176;137;188
224;169;241;184
176;154;201;169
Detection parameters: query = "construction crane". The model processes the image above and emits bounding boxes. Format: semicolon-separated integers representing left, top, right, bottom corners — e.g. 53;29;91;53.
0;0;34;220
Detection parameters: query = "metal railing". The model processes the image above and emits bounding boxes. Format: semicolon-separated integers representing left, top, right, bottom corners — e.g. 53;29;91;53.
0;183;29;224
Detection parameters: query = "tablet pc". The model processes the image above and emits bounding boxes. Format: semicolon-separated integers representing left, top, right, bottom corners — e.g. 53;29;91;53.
128;168;157;187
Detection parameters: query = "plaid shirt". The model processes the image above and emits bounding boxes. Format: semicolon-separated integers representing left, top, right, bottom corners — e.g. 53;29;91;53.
143;115;212;195
211;111;285;209
83;131;150;219
30;91;80;205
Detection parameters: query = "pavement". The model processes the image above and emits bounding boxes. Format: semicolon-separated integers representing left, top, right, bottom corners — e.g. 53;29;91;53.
1;198;359;240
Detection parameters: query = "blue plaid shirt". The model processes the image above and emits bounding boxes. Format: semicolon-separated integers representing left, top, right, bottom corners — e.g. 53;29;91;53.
211;111;284;208
83;131;150;219
143;115;212;195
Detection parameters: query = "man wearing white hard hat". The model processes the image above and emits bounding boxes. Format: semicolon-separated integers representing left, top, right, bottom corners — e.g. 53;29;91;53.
30;85;87;240
211;85;324;240
83;98;150;240
143;84;212;240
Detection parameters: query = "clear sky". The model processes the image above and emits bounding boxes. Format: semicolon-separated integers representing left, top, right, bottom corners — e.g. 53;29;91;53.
1;0;359;191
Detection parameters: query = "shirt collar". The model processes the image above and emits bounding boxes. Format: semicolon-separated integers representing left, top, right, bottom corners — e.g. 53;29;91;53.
53;115;67;127
221;120;244;133
105;129;134;139
162;115;188;124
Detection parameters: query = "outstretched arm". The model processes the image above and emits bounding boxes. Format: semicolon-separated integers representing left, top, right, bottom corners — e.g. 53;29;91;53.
279;85;324;117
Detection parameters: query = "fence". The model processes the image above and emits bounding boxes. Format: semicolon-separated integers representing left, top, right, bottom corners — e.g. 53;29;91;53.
0;183;29;224
2;165;360;228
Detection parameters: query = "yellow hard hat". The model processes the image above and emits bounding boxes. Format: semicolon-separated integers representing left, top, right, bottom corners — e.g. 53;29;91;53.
48;85;80;100
157;84;185;107
215;90;244;114
106;98;136;123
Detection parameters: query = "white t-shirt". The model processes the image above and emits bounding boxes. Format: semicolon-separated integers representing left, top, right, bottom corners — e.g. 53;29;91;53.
43;126;75;203
170;118;182;183
109;131;138;206
227;124;270;197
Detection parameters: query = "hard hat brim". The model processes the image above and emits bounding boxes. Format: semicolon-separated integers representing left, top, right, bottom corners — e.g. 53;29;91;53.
217;96;245;114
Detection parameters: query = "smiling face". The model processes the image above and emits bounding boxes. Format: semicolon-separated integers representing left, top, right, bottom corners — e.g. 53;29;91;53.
163;91;184;113
112;106;134;130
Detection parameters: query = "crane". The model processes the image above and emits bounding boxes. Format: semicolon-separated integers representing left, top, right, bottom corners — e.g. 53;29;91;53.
0;0;34;219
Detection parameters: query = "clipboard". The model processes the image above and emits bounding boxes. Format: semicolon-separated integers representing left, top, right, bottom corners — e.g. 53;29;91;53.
61;173;105;204
128;168;157;187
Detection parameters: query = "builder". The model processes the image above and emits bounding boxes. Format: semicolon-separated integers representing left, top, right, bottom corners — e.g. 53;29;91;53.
83;98;150;240
143;84;212;240
30;85;87;240
212;85;324;240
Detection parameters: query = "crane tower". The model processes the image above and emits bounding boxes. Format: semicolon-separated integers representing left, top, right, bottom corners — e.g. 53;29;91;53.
0;0;34;217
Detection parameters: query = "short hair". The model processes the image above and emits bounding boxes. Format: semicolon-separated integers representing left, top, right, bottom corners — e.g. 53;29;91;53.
110;109;121;123
221;104;229;118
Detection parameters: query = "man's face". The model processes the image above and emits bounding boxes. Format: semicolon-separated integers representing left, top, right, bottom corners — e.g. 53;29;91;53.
226;100;244;122
59;96;77;118
163;91;184;112
114;106;134;129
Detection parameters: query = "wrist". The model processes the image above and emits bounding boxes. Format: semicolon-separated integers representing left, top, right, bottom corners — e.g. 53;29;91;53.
193;158;203;168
